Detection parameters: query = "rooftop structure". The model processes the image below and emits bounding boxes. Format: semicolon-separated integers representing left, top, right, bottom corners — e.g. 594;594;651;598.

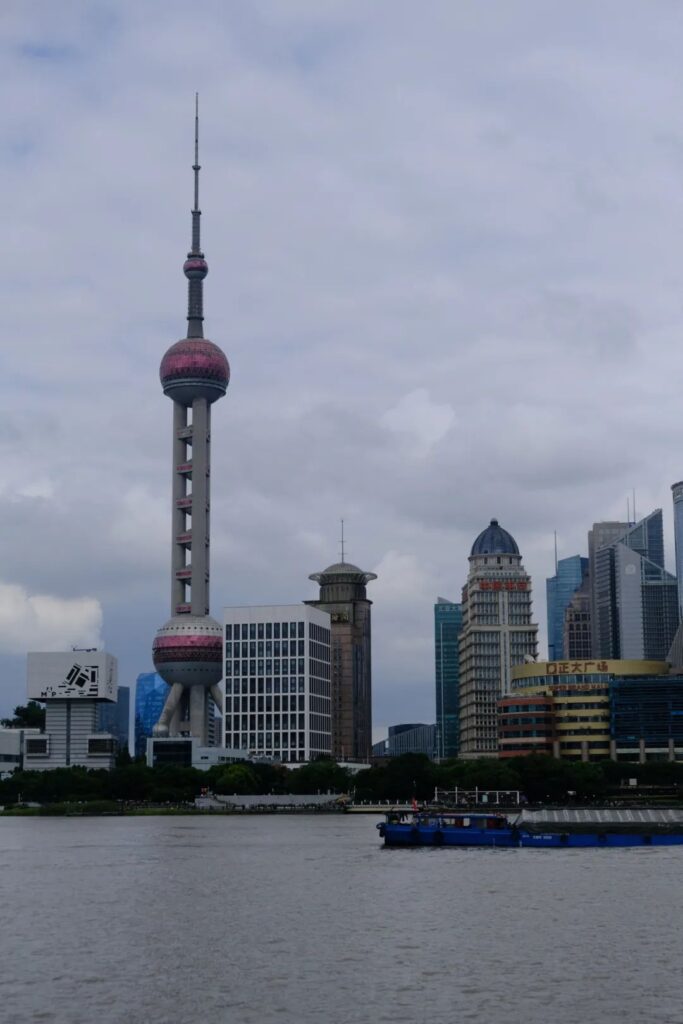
470;519;519;557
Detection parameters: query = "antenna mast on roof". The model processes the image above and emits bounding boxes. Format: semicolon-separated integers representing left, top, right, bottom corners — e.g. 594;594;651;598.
340;518;346;563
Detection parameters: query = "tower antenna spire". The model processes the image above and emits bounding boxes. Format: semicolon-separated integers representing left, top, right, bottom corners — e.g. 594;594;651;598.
340;518;345;563
185;92;207;338
193;92;200;217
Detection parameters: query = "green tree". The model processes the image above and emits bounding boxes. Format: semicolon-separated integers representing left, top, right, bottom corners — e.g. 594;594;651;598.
104;763;155;802
147;765;204;803
354;754;437;802
1;702;45;730
213;764;259;795
115;748;133;767
287;758;351;795
568;762;608;801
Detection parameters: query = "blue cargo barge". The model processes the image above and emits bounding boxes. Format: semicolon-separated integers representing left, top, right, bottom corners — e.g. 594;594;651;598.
377;808;683;848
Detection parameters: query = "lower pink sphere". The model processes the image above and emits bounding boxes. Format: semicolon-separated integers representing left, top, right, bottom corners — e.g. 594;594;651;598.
153;615;223;689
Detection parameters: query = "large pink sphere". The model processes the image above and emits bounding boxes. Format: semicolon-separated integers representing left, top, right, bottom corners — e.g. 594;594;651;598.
160;338;230;405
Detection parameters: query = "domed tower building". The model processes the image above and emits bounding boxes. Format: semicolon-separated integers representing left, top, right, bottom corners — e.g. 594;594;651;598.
306;556;377;762
152;101;230;743
458;519;538;758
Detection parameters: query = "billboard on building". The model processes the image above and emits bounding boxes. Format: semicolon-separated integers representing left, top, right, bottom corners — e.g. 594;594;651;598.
27;652;118;702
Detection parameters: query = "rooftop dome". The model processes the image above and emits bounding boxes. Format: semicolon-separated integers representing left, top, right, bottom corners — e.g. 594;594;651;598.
309;561;378;585
470;518;519;557
320;561;364;575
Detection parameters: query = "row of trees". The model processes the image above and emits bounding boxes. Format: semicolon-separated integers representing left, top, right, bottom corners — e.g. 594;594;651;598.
1;753;682;807
0;755;352;807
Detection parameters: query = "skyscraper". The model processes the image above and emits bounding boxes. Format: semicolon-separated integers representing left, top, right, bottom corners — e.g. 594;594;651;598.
434;598;462;759
588;520;629;657
458;519;538;758
592;510;679;661
306;560;377;761
152;101;230;743
546;555;589;661
672;481;683;619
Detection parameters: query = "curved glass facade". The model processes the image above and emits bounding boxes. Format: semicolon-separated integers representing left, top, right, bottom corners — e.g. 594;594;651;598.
134;673;170;758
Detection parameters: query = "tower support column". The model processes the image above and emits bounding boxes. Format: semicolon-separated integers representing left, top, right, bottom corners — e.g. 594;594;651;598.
172;402;189;613
191;397;210;616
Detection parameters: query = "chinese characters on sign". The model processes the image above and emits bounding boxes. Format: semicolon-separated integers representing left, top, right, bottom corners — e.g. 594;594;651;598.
479;580;528;591
544;661;609;674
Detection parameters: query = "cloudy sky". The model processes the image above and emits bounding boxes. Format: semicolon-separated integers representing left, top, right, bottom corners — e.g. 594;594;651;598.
3;1;683;738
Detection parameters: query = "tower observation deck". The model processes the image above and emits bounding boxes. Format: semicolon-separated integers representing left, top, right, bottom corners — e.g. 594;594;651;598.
152;98;230;743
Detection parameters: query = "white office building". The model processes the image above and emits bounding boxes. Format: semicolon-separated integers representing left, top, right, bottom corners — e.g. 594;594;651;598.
0;728;41;778
223;605;331;763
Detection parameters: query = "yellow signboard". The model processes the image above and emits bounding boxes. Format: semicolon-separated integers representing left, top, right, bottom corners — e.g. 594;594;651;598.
512;659;668;681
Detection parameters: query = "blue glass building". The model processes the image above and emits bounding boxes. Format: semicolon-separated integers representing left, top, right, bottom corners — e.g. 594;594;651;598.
434;598;462;760
97;685;130;755
546;556;589;661
134;673;170;758
610;674;683;761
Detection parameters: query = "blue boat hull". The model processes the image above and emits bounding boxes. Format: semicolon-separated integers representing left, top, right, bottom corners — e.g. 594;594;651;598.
379;822;683;849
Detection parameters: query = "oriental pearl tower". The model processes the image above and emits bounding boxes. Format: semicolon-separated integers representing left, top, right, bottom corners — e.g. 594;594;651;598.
152;98;229;742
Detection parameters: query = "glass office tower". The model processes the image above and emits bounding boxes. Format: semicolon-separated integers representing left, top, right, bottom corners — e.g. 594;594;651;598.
672;481;683;619
97;685;130;756
434;598;462;759
134;673;170;758
546;555;588;661
592;510;679;661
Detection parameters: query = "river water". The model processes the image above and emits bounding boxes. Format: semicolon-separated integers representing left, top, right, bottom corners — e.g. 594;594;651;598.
0;813;681;1024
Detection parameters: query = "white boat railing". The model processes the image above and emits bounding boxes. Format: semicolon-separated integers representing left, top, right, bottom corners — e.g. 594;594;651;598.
434;787;521;807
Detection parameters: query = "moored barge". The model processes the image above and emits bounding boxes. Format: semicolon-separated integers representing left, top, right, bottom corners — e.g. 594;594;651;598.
377;808;683;848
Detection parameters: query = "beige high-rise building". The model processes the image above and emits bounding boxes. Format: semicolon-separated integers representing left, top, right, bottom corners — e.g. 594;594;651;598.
306;560;377;761
458;520;538;758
